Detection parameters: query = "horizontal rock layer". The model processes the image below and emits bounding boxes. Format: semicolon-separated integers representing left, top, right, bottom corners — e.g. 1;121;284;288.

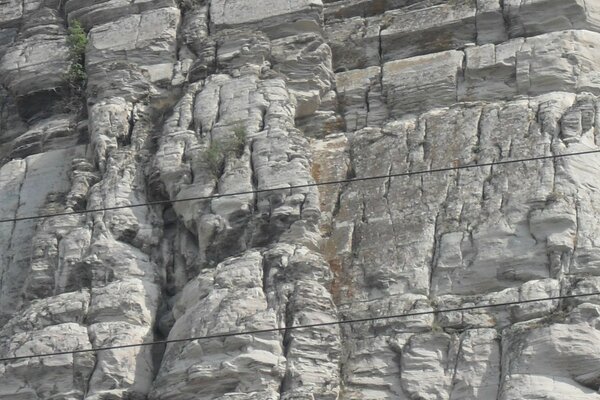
1;0;600;399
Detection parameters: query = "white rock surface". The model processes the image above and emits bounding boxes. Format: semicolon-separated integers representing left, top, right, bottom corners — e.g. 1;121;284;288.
210;0;322;28
0;8;69;98
1;0;600;399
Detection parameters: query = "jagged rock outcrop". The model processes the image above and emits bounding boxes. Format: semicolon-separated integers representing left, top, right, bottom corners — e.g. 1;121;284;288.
1;0;600;399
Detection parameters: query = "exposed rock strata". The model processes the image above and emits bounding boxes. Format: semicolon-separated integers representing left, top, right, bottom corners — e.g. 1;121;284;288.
1;0;600;399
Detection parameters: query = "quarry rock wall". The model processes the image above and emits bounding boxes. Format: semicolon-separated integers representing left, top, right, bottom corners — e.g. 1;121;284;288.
1;0;600;399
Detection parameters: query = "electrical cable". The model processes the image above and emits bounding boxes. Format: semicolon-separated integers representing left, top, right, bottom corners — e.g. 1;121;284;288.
1;290;599;362
2;150;600;361
0;148;599;224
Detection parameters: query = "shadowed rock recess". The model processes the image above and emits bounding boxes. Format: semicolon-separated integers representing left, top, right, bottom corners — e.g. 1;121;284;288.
3;0;600;398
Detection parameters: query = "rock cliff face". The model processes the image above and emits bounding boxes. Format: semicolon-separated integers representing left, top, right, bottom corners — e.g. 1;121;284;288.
1;0;600;398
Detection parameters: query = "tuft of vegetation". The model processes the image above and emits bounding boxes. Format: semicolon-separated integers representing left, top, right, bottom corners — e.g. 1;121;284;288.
205;124;248;176
232;124;247;156
206;141;225;176
546;191;566;204
67;21;87;62
64;20;88;106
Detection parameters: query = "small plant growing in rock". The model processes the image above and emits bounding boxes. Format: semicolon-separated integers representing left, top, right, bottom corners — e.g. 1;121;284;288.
546;191;566;204
64;20;88;110
204;124;248;176
232;124;247;156
67;21;87;62
206;141;225;176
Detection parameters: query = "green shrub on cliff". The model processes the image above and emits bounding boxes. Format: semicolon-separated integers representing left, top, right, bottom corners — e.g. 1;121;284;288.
66;20;88;96
205;125;248;176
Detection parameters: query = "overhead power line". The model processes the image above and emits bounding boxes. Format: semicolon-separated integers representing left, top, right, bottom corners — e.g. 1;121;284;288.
1;290;599;362
1;148;599;225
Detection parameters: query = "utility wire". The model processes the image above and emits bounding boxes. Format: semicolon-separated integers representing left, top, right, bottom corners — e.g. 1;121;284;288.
1;149;599;361
1;148;599;224
2;290;599;362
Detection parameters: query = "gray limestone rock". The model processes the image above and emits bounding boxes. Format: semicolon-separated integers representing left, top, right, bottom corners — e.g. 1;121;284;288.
2;0;600;399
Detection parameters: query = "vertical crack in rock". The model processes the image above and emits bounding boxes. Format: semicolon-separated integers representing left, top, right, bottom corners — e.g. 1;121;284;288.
570;202;581;276
0;159;26;324
83;290;97;398
123;105;135;147
429;211;443;297
495;331;504;400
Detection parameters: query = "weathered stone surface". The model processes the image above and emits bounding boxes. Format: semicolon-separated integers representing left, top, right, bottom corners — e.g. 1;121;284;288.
150;251;285;399
7;114;83;159
383;50;464;116
380;1;477;62
324;0;445;20
327;0;600;72
2;0;600;399
0;147;87;324
65;0;176;29
504;0;600;38
85;5;180;100
0;0;23;28
210;0;322;30
375;30;600;116
86;7;179;83
0;7;69;114
336;66;388;130
499;323;600;399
